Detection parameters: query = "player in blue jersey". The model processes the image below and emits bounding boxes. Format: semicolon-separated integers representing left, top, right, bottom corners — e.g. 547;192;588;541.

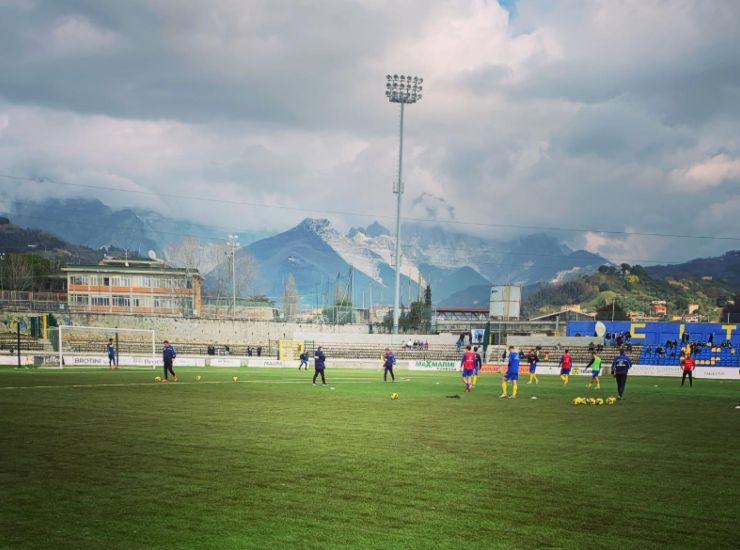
527;347;539;384
383;347;396;382
106;338;117;369
501;345;520;398
298;350;309;370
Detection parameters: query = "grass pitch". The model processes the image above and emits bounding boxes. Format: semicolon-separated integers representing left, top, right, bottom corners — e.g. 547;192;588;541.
1;367;738;549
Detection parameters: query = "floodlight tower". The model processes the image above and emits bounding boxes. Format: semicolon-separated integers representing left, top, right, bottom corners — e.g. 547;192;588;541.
385;74;423;334
226;234;240;319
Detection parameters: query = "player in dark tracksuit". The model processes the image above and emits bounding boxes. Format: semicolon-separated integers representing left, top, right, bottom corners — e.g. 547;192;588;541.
298;351;309;370
383;348;396;382
162;340;177;382
610;348;632;400
313;347;326;385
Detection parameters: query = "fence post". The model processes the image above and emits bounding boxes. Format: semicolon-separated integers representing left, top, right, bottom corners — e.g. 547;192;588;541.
17;320;21;368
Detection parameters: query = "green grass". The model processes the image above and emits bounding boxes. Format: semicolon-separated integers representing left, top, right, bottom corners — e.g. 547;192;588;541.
1;367;739;549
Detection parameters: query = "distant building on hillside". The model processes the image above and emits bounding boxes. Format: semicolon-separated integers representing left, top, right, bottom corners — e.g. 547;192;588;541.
650;300;668;317
63;258;202;317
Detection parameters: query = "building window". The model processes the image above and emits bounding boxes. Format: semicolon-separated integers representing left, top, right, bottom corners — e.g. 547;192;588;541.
71;294;89;305
92;296;110;306
112;295;130;307
103;277;110;286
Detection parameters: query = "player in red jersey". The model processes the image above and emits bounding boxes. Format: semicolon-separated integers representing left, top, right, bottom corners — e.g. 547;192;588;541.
680;354;695;387
460;345;476;392
559;349;572;385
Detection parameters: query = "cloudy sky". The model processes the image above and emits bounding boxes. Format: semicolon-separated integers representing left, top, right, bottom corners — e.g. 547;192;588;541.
1;0;739;264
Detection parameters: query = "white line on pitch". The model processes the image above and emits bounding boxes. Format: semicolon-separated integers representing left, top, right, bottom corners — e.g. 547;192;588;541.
0;377;412;391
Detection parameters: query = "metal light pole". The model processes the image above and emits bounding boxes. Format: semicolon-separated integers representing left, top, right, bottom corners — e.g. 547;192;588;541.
385;74;423;334
226;234;240;319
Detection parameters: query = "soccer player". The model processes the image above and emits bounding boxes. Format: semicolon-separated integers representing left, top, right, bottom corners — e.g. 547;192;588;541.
527;348;539;384
162;340;177;382
106;338;117;369
472;346;483;387
501;345;519;398
298;350;309;370
460;345;475;392
559;349;573;385
383;347;396;382
610;347;632;400
680;353;695;387
313;346;326;385
586;351;602;389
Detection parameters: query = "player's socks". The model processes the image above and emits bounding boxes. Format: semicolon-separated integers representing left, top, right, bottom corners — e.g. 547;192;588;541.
512;382;518;397
501;381;507;395
564;374;569;385
472;374;478;386
534;375;539;384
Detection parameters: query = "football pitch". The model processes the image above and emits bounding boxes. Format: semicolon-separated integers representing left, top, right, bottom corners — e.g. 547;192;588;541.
1;367;738;549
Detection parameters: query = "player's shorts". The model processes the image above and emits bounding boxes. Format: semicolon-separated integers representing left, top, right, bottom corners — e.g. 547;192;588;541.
473;366;479;374
462;368;474;377
591;371;600;377
560;367;571;375
529;363;537;373
505;370;519;381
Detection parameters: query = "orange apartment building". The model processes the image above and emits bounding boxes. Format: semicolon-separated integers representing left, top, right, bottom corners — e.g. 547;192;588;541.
62;259;202;317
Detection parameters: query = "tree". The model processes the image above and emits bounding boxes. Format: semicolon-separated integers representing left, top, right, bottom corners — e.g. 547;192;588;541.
424;284;432;307
3;253;34;291
282;274;300;320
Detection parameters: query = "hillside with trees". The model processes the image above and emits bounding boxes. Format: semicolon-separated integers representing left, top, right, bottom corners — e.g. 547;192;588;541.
523;263;738;322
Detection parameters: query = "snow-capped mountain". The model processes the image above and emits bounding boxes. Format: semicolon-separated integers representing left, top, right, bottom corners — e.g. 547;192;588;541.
239;218;608;306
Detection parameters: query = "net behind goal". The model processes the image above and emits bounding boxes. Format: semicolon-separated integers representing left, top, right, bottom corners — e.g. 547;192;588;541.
47;325;156;368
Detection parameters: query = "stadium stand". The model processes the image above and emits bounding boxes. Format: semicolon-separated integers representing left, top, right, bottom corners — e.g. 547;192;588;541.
0;334;48;352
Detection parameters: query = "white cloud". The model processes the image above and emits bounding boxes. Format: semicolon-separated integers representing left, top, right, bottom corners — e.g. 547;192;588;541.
49;16;119;55
670;153;740;190
0;1;738;262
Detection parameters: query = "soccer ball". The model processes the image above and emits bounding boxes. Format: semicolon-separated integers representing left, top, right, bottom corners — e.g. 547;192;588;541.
606;396;617;405
571;397;584;405
232;376;239;382
390;392;399;400
596;398;605;406
587;398;597;405
154;376;161;382
195;375;202;381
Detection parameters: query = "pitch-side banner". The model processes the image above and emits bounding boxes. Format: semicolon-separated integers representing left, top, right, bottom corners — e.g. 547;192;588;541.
408;360;458;371
631;365;740;380
209;357;243;367
248;358;284;368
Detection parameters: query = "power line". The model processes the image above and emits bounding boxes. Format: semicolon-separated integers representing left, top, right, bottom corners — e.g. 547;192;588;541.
2;173;739;242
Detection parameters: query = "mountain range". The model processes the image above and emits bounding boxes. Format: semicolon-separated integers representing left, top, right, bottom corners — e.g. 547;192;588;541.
237;218;609;306
5;198;272;255
3;198;620;305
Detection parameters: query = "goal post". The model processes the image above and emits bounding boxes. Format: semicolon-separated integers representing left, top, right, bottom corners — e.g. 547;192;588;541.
48;325;156;369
